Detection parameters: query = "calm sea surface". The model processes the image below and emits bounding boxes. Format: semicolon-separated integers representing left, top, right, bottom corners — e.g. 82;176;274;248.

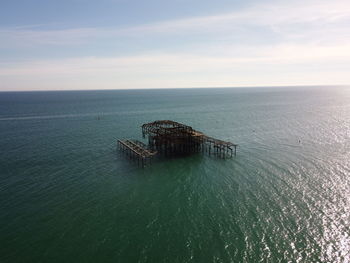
0;87;349;262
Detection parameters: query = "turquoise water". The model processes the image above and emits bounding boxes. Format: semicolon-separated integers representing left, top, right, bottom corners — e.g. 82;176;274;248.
0;87;349;262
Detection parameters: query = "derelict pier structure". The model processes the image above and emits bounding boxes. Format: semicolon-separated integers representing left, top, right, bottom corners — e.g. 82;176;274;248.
117;120;237;167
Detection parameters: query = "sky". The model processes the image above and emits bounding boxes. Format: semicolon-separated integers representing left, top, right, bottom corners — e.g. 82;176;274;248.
0;0;350;91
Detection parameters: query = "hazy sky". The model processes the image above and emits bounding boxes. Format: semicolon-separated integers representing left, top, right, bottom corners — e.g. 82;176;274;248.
0;0;350;90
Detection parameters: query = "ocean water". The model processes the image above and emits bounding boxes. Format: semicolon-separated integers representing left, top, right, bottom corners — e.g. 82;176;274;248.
0;86;349;263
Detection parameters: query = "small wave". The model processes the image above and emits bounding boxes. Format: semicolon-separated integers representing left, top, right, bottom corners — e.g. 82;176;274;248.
0;111;126;121
0;113;97;121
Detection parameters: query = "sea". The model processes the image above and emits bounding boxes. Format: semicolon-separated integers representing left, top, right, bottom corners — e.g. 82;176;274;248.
0;86;349;263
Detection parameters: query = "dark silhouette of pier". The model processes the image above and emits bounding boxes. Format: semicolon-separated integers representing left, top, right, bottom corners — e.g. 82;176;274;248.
117;120;237;167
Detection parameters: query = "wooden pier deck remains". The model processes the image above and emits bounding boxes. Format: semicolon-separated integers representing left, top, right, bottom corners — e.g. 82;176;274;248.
118;120;237;166
117;139;157;167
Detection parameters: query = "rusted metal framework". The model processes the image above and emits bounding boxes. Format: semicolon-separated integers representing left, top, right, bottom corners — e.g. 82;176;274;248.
118;120;237;166
117;139;157;167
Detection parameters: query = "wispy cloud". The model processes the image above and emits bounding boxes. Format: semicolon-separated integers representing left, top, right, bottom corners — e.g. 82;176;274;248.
0;27;102;47
1;0;350;90
122;0;350;35
2;44;350;76
1;0;349;47
1;42;349;90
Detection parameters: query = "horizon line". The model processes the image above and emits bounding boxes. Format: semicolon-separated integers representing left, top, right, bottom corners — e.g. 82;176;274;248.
0;84;348;93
